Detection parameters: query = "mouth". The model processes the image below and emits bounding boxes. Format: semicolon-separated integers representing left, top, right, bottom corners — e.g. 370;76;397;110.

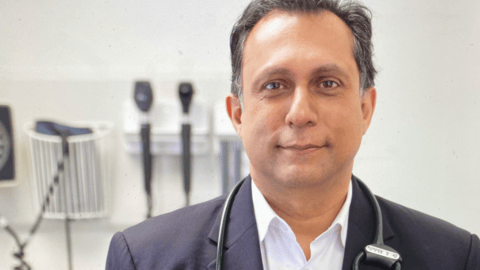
278;144;324;152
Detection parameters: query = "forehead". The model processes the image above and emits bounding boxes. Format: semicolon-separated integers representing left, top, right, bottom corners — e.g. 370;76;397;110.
242;10;358;84
250;9;353;45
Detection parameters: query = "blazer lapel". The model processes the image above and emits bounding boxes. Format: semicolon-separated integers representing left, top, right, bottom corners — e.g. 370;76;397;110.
342;175;395;270
205;175;394;270
207;176;263;270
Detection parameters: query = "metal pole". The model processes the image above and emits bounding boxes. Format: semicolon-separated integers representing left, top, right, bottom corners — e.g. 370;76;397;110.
232;142;242;187
60;135;73;270
220;141;229;194
65;217;73;270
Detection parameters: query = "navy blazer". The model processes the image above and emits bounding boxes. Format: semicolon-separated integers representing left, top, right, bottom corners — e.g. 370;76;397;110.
106;176;480;269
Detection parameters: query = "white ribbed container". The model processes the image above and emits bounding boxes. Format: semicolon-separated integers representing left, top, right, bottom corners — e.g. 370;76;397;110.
24;121;113;220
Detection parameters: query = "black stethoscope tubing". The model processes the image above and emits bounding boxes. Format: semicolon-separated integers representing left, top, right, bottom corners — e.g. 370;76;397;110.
215;177;402;270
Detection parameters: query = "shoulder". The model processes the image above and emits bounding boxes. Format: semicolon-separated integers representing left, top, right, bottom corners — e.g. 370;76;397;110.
107;194;227;269
376;196;480;268
126;194;226;239
377;195;471;241
125;194;226;248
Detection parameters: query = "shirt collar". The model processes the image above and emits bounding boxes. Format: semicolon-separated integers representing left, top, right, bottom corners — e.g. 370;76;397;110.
334;180;353;247
251;179;353;247
251;179;279;242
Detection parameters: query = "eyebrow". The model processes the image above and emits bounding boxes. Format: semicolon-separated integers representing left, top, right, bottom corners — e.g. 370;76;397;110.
309;64;350;80
251;68;293;89
251;63;350;89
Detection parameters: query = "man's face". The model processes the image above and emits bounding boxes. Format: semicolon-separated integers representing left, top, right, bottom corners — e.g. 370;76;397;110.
227;10;376;189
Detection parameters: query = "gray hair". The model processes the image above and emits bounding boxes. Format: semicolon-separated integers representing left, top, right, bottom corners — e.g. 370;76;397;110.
230;0;376;101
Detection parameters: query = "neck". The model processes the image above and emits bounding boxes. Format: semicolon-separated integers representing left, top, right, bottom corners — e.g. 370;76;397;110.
252;170;351;260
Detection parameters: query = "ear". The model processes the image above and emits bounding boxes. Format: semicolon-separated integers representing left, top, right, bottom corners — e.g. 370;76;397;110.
226;94;243;137
360;87;376;135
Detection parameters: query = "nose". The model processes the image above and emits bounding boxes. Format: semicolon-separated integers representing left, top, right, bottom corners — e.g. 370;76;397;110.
285;87;318;127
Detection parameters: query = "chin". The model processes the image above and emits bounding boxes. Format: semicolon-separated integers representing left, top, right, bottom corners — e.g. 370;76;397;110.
273;167;330;189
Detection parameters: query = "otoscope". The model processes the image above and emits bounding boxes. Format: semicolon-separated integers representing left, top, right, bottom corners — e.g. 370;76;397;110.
134;81;154;219
179;83;194;206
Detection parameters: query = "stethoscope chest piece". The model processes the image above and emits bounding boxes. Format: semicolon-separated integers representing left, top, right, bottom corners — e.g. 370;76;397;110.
353;243;402;269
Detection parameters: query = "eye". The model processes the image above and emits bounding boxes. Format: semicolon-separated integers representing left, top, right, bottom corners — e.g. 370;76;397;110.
320;80;339;88
263;82;283;90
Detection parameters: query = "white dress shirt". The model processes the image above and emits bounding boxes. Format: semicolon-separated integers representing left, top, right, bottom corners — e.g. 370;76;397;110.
251;180;352;270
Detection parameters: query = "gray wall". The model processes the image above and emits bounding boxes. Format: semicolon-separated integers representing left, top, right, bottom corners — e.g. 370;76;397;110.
1;0;479;268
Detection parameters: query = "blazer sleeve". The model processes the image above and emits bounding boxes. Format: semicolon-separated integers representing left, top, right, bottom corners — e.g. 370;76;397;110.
465;234;480;269
106;232;136;270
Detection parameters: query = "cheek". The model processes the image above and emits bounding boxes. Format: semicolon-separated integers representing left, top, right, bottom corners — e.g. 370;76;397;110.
241;104;283;148
325;102;364;147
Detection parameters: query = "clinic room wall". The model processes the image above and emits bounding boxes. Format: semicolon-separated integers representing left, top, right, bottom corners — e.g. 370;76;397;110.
0;0;479;268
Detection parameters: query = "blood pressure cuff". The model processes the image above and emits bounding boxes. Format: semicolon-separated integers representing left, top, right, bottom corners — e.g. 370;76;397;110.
35;121;92;136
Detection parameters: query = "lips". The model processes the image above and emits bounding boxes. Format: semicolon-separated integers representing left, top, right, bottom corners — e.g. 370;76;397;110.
284;144;318;149
278;144;323;151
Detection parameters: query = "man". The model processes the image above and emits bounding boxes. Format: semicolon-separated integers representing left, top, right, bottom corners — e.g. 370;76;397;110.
106;0;480;269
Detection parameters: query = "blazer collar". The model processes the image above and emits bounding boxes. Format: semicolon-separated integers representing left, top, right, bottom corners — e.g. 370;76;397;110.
207;175;263;270
342;175;395;270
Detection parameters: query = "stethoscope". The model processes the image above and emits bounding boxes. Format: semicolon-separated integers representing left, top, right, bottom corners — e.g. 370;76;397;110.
216;177;403;270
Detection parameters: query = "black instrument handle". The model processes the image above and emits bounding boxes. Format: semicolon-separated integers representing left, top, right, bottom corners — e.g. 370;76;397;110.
141;124;152;196
182;124;191;203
